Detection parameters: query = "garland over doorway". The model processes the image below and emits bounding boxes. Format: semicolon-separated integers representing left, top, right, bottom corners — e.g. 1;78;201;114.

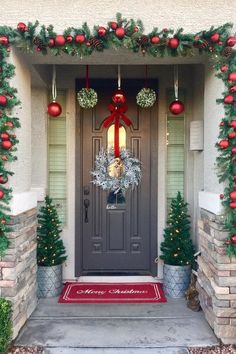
0;13;235;256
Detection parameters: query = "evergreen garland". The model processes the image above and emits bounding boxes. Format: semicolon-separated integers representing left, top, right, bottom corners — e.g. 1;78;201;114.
37;195;67;266
160;192;195;266
0;14;235;256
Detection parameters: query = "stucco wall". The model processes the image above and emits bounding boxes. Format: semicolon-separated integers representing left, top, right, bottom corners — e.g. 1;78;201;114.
0;0;235;32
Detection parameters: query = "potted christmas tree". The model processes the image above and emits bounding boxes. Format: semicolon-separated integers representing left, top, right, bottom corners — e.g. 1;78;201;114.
160;192;195;298
37;195;67;298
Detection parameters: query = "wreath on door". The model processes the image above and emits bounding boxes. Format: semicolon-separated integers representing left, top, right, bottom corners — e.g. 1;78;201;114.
91;148;142;193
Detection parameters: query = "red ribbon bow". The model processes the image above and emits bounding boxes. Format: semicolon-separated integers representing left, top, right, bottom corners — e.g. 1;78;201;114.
103;103;132;157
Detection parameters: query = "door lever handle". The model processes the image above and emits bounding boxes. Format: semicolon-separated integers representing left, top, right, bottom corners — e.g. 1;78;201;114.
84;199;90;223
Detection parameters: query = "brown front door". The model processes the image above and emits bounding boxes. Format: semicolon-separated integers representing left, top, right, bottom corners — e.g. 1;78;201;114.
75;79;158;276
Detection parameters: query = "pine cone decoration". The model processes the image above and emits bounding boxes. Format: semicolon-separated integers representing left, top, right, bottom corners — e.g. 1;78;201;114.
193;38;209;49
222;46;233;60
89;38;103;51
33;37;46;50
137;35;149;46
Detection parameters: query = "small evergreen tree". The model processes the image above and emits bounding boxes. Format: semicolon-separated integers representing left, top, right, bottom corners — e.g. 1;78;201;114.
160;192;195;266
37;195;67;266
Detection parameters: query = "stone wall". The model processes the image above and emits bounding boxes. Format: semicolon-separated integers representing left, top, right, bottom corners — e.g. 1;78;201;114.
197;208;236;344
0;208;38;339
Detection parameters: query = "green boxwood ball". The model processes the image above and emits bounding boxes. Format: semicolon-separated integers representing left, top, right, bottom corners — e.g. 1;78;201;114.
136;88;157;108
77;88;98;109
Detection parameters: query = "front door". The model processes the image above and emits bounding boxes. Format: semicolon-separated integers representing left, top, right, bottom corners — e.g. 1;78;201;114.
76;79;158;276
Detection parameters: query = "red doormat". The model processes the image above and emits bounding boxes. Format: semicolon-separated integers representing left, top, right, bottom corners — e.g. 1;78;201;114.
58;282;167;303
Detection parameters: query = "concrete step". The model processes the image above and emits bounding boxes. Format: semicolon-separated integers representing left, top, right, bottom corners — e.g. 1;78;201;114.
16;317;218;348
43;348;189;354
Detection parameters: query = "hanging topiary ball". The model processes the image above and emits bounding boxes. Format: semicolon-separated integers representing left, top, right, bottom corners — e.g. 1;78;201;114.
136;88;157;108
77;88;98;109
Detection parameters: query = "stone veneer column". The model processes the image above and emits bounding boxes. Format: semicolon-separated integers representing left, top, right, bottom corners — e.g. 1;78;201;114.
0;207;38;338
197;208;236;344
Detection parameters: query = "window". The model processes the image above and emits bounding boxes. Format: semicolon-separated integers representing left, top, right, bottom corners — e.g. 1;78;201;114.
107;124;126;149
48;91;67;224
166;93;185;209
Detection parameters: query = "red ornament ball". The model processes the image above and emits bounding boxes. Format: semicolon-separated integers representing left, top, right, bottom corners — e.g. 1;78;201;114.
66;35;73;43
48;38;55;47
115;27;125;39
227;37;236;47
134;27;139;33
231;235;236;244
110;22;118;30
228;131;236;139
224;95;234;104
47;101;62;117
232;147;236;153
210;33;220;42
0;95;7;106
220;65;228;72
0;190;4;199
0;133;9;141
75;34;86;44
168;38;180;49
150;36;160;44
219;139;229;149
219;121;224;126
112;89;126;104
1;140;12;150
0;35;9;45
228;72;236;82
230;85;236;93
230;191;236;200
55;35;66;46
219;193;224;199
17;22;28;32
230;202;236;208
97;27;107;37
230;120;236;128
169;100;184;115
0;175;8;184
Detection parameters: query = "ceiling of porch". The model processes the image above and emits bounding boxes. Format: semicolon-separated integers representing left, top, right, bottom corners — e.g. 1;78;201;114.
15;47;209;88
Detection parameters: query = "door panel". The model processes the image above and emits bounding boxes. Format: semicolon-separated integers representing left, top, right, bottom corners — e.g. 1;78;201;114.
76;79;158;275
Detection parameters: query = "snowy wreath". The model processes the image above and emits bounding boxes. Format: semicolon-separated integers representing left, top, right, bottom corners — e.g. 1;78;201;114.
91;148;142;193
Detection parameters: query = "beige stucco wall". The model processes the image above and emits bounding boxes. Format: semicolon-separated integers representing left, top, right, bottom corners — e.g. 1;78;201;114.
0;0;235;32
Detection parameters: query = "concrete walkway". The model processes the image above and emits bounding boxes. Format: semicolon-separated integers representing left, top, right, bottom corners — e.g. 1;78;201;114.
16;297;218;353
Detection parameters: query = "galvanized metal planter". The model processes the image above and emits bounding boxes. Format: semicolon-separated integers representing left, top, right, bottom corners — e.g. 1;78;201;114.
37;264;63;298
163;264;191;298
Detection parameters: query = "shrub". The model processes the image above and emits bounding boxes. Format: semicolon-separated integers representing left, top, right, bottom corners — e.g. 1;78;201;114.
0;298;12;354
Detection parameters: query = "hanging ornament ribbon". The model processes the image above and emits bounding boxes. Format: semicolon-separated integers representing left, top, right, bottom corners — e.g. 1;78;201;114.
103;103;132;157
174;64;178;100
52;64;57;102
86;64;89;90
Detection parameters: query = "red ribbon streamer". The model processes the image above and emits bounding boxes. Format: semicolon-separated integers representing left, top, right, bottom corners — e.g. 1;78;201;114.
103;103;132;157
86;65;89;89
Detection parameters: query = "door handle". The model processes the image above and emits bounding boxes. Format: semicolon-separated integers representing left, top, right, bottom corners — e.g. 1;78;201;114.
84;199;90;223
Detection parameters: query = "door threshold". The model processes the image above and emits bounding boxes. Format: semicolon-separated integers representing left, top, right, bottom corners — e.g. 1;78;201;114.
70;276;162;283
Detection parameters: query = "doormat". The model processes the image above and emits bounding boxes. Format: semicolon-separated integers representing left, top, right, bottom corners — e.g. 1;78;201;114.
58;282;167;303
